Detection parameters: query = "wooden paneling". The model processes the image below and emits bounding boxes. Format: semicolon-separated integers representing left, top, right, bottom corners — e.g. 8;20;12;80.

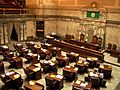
77;0;99;6
98;0;115;6
77;0;115;6
59;0;75;5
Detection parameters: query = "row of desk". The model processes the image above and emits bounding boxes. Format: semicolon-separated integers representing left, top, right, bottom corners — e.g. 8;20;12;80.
64;39;101;50
52;40;104;61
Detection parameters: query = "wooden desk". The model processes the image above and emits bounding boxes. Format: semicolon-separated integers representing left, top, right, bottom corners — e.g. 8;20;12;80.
88;71;103;79
33;45;41;53
3;51;14;61
41;43;52;49
0;61;4;74
52;40;104;61
75;60;88;73
64;39;100;50
24;81;44;90
56;55;69;67
11;56;23;69
1;70;23;88
19;48;28;57
99;65;112;79
27;53;39;64
6;71;21;80
26;42;35;50
86;57;98;68
26;64;41;80
1;45;9;51
45;35;54;44
73;80;92;90
66;52;79;62
45;73;64;90
63;66;78;81
88;71;104;87
41;60;57;73
50;47;61;56
40;49;52;60
14;43;23;50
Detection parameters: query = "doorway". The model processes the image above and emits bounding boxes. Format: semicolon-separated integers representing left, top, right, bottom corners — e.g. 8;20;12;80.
36;21;44;37
10;24;18;41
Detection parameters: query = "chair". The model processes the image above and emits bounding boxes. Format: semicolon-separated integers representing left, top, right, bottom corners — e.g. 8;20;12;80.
45;77;53;89
63;70;75;81
0;61;5;74
45;77;59;90
43;65;50;73
101;79;106;87
97;37;102;46
112;44;117;50
92;35;98;44
71;35;74;39
90;77;100;88
65;34;69;39
23;68;34;80
107;43;112;49
80;33;85;42
84;77;90;82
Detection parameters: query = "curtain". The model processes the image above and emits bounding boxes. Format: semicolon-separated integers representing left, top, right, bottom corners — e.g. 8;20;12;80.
7;23;13;43
14;22;20;42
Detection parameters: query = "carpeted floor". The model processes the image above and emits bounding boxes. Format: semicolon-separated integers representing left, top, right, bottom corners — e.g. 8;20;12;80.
0;41;120;90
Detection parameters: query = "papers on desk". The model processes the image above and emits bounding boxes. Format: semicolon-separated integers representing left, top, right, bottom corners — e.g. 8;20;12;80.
92;57;98;61
33;68;40;72
2;45;8;49
50;75;56;78
84;62;88;65
80;83;87;87
100;65;104;68
51;32;56;35
53;47;57;50
65;66;71;68
17;43;22;46
87;58;92;60
50;63;55;66
78;61;82;64
75;53;79;56
44;61;49;64
76;80;81;84
29;81;35;86
34;63;41;67
89;72;98;77
13;56;16;59
34;45;40;48
46;35;53;39
42;49;47;52
33;54;37;56
56;75;63;79
61;51;66;56
108;65;112;69
80;46;84;48
6;71;15;76
45;43;51;46
63;57;68;59
74;68;78;71
29;41;34;44
10;52;13;54
27;53;33;56
14;74;20;79
71;52;75;55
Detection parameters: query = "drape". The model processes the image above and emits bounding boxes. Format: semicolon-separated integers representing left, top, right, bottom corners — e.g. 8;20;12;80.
7;23;13;43
14;22;20;42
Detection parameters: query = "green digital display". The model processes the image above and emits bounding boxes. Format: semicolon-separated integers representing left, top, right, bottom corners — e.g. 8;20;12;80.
86;11;100;19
